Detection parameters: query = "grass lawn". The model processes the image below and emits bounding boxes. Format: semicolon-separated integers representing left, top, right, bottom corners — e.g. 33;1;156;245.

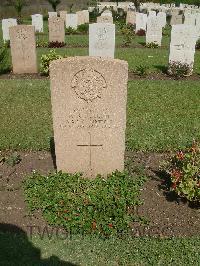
0;79;200;151
1;232;200;265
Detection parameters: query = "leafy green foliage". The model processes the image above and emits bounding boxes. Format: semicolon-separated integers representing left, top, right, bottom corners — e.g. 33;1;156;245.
121;24;135;47
65;26;78;35
77;24;89;34
134;64;149;76
23;171;147;237
163;141;200;203
145;42;159;48
40;49;62;76
0;45;11;74
168;61;192;78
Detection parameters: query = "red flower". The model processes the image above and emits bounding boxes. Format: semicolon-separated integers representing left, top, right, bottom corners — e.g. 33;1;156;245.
63;210;69;213
172;169;182;182
176;151;184;160
92;221;97;230
108;223;113;228
171;182;177;189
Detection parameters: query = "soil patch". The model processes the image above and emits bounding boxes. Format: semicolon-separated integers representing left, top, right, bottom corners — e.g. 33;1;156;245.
0;151;199;237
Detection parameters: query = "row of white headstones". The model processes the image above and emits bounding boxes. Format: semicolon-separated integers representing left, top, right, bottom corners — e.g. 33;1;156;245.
1;9;198;74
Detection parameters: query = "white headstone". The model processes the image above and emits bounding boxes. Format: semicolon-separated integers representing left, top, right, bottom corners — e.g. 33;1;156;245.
148;10;156;17
66;14;78;29
126;10;136;25
89;23;115;58
31;14;43;32
146;16;162;46
169;25;197;73
2;18;17;42
157;12;166;27
136;13;147;33
101;10;112;17
184;13;196;25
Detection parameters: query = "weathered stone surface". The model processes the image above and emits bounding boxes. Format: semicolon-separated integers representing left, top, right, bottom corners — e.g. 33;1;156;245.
48;12;57;18
89;23;115;58
136;13;147;33
157;12;166;27
31;14;43;32
170;14;183;25
169;24;197;72
146;16;162;46
9;25;37;74
126;10;136;25
50;56;128;178
2;18;17;42
60;10;67;22
97;16;113;24
66;14;78;29
48;17;65;43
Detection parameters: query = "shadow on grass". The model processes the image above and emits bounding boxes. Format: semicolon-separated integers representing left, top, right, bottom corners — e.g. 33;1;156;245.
50;136;57;170
138;41;146;47
0;223;77;265
153;65;168;74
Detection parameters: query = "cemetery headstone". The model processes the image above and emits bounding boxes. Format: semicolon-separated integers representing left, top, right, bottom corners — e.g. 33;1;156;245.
31;14;43;32
48;17;65;43
97;16;113;24
48;12;57;18
66;14;78;30
89;23;115;58
146;16;162;46
126;10;136;25
2;18;17;42
169;24;197;74
50;56;128;178
60;10;67;22
9;25;37;74
136;13;147;33
157;12;166;27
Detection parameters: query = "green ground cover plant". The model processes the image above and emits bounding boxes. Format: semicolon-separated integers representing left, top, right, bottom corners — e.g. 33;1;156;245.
23;171;147;237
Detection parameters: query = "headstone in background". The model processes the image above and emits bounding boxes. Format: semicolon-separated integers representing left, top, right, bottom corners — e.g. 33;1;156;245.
48;12;57;18
184;13;196;25
48;17;65;43
2;18;17;42
60;11;67;23
157;12;166;27
169;24;197;74
148;10;156;17
50;56;128;178
31;14;43;32
89;23;115;58
136;13;147;33
126;10;136;25
101;10;113;17
77;11;85;25
9;25;37;74
97;16;113;24
146;16;162;46
66;14;78;30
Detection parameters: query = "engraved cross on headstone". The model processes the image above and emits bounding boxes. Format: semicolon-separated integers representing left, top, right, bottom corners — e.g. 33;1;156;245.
77;132;102;176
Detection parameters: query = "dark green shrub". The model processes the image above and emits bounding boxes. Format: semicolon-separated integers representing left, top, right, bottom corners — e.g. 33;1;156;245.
0;45;11;74
134;65;149;77
23;171;147;237
77;23;89;34
40;49;63;76
196;39;200;50
121;24;135;47
65;27;78;35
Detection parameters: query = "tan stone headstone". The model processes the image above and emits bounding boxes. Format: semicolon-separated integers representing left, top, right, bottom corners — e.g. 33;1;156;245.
126;10;136;25
60;10;67;22
97;16;113;24
50;56;128;178
48;17;65;43
9;25;37;74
